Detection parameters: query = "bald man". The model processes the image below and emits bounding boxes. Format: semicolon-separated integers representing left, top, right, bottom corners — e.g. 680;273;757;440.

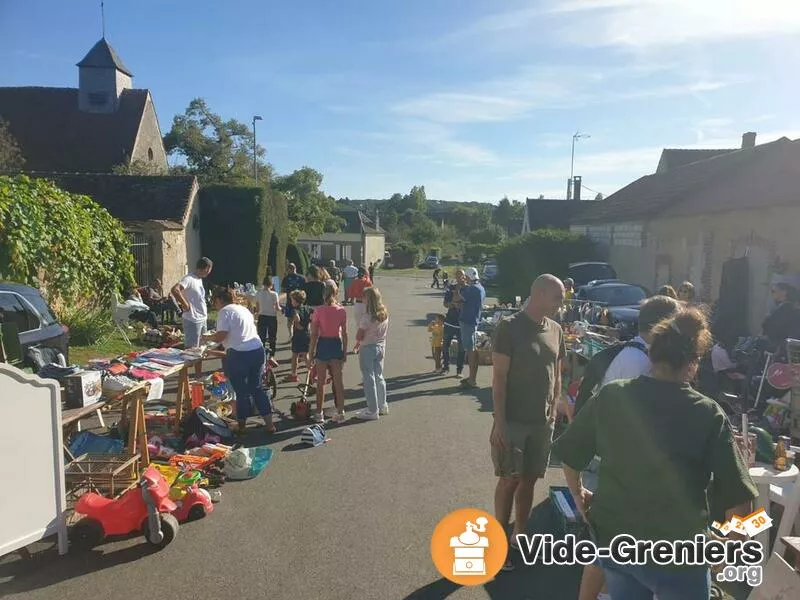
490;274;566;571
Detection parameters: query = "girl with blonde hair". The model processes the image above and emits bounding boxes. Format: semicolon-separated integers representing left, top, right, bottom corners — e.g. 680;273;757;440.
354;287;390;420
309;282;348;422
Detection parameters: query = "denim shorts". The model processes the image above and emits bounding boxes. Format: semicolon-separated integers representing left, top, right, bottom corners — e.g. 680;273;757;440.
460;323;478;351
315;336;344;362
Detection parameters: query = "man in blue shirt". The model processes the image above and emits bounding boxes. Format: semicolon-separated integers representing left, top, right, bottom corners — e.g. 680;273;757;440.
459;267;486;389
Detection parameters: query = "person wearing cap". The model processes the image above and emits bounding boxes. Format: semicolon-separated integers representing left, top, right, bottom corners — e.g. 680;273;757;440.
458;266;486;389
342;259;358;305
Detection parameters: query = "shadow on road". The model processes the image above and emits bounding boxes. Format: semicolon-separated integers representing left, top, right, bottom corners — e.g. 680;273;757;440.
0;540;158;594
403;500;582;600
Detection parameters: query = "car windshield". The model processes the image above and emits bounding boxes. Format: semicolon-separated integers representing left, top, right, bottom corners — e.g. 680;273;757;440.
483;265;497;275
583;285;646;306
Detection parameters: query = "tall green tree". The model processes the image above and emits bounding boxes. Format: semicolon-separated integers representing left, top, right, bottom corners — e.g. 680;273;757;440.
273;167;341;239
401;185;427;212
450;204;492;236
0;118;25;171
493;196;525;234
163;98;271;185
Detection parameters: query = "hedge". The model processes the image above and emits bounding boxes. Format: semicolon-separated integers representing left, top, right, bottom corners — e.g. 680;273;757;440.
199;185;288;286
286;243;310;275
0;175;135;307
495;229;602;302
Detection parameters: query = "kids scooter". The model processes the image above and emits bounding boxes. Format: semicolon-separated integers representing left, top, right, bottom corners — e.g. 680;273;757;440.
71;466;179;550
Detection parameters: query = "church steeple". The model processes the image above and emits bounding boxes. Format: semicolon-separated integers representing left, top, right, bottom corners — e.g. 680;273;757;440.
76;38;133;113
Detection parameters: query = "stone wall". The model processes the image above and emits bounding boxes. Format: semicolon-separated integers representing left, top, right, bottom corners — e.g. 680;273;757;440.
131;94;169;171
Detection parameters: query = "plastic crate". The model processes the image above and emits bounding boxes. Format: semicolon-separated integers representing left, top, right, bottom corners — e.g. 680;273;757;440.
549;486;586;537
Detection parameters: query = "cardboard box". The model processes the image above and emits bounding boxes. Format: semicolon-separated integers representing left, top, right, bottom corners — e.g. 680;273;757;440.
64;371;103;408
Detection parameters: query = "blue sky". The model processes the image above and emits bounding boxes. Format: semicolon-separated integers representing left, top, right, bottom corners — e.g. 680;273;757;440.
2;0;800;202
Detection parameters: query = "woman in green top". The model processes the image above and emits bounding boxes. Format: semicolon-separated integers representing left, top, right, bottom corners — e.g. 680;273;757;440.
552;307;757;600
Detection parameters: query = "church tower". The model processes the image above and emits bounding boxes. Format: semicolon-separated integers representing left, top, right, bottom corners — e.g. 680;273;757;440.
76;38;133;113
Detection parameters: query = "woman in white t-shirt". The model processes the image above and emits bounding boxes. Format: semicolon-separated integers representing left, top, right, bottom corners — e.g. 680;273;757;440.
354;287;390;420
256;277;281;356
202;288;274;434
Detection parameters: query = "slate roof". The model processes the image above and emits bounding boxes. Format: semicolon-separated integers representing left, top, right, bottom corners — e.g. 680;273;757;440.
25;172;197;224
77;38;133;77
656;148;737;173
334;208;385;234
574;137;798;225
0;87;148;172
524;198;585;230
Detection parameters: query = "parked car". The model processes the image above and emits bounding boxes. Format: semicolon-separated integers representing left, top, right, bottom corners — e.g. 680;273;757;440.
419;255;440;269
573;282;649;339
567;262;618;287
0;282;69;362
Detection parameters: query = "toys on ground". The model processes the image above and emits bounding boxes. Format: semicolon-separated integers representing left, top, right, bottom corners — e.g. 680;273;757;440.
71;466;179;550
171;485;214;522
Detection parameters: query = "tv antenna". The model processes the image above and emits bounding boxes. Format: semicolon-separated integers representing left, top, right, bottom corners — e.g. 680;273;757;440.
101;2;106;38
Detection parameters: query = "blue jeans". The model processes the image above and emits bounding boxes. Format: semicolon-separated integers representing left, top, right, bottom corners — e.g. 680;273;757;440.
600;559;710;600
183;318;207;348
226;347;271;420
460;322;478;352
359;343;387;414
442;325;464;372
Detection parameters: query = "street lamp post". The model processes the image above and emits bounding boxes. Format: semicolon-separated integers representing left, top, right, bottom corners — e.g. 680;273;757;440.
252;115;263;182
569;131;590;199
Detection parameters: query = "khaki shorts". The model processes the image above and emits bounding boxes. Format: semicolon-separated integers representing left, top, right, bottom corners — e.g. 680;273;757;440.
491;421;555;478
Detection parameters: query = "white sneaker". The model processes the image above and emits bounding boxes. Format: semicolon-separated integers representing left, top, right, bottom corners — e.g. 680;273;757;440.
331;411;347;423
313;412;325;423
378;405;389;416
355;409;379;421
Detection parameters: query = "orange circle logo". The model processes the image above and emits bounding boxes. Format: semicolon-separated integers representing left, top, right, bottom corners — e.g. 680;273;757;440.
430;508;508;586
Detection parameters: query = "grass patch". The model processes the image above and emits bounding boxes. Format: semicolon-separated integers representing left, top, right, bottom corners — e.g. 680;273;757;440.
69;328;149;366
381;265;473;279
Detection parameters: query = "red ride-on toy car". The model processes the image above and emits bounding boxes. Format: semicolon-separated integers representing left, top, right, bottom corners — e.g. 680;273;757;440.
71;466;179;550
171;485;214;522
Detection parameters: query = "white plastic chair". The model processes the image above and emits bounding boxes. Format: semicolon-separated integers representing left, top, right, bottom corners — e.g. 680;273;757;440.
769;478;800;557
111;294;145;345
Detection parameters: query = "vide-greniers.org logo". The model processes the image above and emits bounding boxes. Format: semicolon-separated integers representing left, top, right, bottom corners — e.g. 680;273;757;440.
515;534;765;586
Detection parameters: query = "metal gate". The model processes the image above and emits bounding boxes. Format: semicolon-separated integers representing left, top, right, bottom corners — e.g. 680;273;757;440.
129;232;152;287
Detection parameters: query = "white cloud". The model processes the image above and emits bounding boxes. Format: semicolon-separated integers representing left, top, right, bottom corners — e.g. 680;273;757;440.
390;66;740;124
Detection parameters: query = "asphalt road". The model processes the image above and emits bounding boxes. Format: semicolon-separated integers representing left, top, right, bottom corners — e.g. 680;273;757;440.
1;275;579;600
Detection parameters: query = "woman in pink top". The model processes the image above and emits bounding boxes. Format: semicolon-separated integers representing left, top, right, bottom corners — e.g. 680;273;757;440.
310;283;348;422
354;287;389;420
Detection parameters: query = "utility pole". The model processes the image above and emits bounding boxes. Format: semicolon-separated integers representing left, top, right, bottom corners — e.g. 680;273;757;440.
569;131;590;199
252;115;263;182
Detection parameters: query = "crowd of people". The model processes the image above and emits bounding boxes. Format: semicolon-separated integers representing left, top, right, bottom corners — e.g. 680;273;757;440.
488;274;759;599
163;256;390;434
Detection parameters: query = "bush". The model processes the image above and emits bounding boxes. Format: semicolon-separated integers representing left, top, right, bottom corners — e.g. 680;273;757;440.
496;229;601;302
199;185;288;285
58;303;114;345
286;243;310;275
464;243;501;263
0;175;135;306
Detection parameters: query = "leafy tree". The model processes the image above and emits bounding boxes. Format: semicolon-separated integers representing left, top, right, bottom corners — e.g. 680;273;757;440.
112;158;167;176
493;196;525;234
401;185;427;212
0;175;135;306
273;167;342;239
469;223;505;245
595;192;604;201
0;118;25;171
163;98;271;185
450;204;492;236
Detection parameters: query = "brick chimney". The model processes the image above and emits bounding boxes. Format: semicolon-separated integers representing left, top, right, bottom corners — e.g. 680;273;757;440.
741;132;756;149
573;176;582;201
374;208;380;230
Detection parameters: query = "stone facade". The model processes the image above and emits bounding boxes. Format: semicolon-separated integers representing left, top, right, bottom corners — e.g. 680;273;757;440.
131;93;169;171
575;207;800;334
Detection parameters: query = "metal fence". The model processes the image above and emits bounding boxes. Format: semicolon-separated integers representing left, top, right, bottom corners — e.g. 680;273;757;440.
129;232;152;287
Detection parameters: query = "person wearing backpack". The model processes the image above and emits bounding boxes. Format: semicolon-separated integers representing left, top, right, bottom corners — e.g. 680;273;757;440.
573;295;680;600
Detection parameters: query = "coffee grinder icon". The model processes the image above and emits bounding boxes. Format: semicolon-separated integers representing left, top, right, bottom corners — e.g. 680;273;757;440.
450;516;489;576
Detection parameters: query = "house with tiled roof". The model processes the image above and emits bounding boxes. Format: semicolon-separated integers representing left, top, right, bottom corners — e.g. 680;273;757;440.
0;38;168;173
572;132;800;334
25;172;201;289
296;207;386;268
0;38;199;290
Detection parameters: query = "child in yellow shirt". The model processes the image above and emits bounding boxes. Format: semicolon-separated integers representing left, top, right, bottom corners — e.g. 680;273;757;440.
427;314;445;371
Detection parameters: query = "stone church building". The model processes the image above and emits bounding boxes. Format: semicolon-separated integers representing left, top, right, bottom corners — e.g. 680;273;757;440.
0;38;200;290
